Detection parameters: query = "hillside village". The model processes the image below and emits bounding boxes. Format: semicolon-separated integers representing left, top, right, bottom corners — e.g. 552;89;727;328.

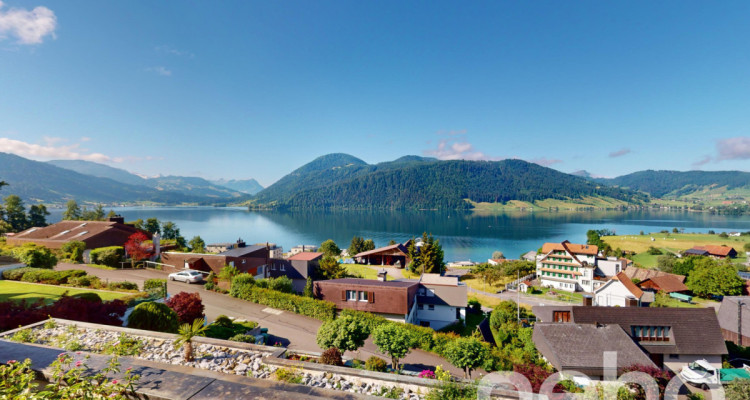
2;206;750;399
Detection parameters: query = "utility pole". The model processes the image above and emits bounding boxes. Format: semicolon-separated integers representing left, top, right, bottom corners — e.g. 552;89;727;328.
517;270;520;323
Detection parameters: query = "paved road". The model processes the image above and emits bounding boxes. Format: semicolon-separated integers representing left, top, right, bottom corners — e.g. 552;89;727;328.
56;263;469;375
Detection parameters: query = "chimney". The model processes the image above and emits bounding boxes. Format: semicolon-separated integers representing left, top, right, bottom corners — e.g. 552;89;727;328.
377;270;388;282
108;215;125;224
237;238;246;248
583;295;593;306
626;297;639;307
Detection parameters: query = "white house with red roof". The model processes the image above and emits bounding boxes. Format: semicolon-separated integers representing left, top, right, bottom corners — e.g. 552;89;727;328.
536;240;622;293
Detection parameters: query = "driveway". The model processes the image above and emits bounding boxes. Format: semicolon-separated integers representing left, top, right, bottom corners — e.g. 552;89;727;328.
56;263;469;376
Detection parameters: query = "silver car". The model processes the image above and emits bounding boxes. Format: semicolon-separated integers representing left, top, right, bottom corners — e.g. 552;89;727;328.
168;270;204;284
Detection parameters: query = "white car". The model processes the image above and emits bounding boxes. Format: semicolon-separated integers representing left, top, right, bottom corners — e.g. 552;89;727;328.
168;270;204;284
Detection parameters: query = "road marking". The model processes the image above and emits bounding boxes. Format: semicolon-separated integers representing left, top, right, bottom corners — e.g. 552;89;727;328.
262;307;283;315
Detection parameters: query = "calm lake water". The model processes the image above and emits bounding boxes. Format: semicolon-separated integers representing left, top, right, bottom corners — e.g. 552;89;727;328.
47;208;750;262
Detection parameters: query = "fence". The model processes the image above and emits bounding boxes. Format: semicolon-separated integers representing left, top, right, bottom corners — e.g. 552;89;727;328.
505;273;536;291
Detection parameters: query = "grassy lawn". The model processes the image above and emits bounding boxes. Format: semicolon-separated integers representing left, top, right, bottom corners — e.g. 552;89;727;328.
440;312;486;336
467;195;631;212
400;269;422;279
603;233;750;254
0;280;130;304
85;263;117;271
527;287;584;304
345;264;393;280
460;273;512;293
469;293;504;308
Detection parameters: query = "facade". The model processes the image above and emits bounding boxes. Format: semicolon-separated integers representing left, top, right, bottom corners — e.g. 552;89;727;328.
593;272;644;307
270;252;323;294
717;296;750;346
532;306;728;372
315;273;467;329
161;244;269;278
536;241;601;292
205;238;246;254
8;218;150;250
354;242;411;267
290;245;318;255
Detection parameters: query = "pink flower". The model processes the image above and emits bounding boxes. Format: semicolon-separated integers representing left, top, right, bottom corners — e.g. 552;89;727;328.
75;361;82;367
112;380;118;385
7;360;16;364
126;367;132;372
76;352;81;355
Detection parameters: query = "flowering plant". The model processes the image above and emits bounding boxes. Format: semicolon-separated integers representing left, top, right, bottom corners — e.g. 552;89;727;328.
418;369;436;379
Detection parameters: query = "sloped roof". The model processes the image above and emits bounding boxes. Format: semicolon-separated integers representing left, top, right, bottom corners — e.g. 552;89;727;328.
542;241;598;256
638;275;689;293
612;272;644;299
533;323;657;376
287;252;324;261
622;266;686;284
12;220;144;244
317;278;419;288
690;245;736;257
354;243;408;258
717;297;750;337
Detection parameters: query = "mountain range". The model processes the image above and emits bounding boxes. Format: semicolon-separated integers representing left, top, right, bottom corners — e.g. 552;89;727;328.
1;151;748;209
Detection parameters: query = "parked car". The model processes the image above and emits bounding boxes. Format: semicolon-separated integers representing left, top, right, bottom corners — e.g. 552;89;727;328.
168;270;204;284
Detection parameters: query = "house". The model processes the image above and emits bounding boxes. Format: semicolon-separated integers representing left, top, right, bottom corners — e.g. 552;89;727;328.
161;244;270;279
518;280;532;293
487;258;516;266
8;217;151;250
594;272;645;307
621;266;686;284
206;238;246;254
717;296;750;346
532;306;728;372
533;323;658;378
536;241;608;293
637;275;689;294
594;257;627;277
290;245;318;255
314;273;467;329
415;274;467;330
354;241;411;267
521;251;538;262
685;245;737;259
270;252;323;294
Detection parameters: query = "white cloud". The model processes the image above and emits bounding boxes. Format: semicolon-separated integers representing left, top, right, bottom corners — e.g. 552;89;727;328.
146;66;172;76
423;136;497;161
716;137;750;161
0;1;57;45
0;137;112;163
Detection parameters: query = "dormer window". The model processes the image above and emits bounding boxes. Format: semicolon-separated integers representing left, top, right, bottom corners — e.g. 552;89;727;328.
632;326;671;341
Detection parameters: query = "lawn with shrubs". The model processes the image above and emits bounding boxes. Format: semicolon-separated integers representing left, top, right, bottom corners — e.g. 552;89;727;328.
0;280;132;303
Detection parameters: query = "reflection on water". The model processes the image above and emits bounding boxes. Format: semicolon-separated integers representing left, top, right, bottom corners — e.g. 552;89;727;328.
47;208;750;262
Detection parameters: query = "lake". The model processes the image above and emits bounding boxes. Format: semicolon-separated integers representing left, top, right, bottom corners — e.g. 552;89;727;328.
47;208;750;263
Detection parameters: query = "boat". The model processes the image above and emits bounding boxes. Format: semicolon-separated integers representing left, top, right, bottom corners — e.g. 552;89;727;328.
680;359;750;389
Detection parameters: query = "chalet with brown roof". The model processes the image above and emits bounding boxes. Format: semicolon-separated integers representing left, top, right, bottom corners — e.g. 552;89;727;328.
354;241;411;267
685;245;737;259
594;272;645;307
532;305;728;372
637;275;689;294
8;218;150;250
270;252;324;294
161;244;269;278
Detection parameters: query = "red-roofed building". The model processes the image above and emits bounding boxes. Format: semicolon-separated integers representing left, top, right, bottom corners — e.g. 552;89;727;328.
269;252;324;294
685;245;737;259
354;241;411;267
594;272;644;307
536;240;606;293
8;218;150;250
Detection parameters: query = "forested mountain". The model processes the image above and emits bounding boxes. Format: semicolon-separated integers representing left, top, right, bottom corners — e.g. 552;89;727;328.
0;153;216;204
210;178;264;195
597;170;750;198
252;155;646;210
48;159;147;186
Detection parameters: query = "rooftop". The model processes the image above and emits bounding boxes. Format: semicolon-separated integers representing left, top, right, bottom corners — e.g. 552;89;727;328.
542;240;598;256
317;278;419;288
219;245;266;258
287;252;324;261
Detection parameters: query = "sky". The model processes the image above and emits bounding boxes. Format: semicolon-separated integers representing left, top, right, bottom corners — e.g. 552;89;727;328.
1;1;749;187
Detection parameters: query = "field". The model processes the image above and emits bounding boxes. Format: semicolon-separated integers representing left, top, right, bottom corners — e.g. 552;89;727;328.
467;195;632;212
460;273;513;293
0;280;131;304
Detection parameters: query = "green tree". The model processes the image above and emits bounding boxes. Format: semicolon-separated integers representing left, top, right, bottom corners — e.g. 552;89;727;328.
144;218;161;235
408;232;445;274
372;323;416;370
687;258;745;297
81;204;105;221
488;300;528;345
444;337;490;378
106;209;118;219
62;199;81;221
315;314;370;352
317;255;346;279
656;253;676;273
303;276;314;298
11;243;57;269
491;251;505;260
388;239;397;245
3;195;28;232
320;239;341;258
174;318;208;362
61;240;86;263
28;204;50;227
189;236;206;253
362;239;376;252
131;218;144;230
744;242;750;253
348;236;365;258
162;221;178;239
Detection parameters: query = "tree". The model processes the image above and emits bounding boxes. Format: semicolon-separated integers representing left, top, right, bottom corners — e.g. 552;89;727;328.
162;221;178;239
687;258;745;297
315;314;370;352
189;236;206;253
348;236;365;258
372;323;416;370
81;204;105;221
61;240;86;263
62;200;81;221
11;243;57;269
317;255;346;279
388;239;397;245
106;210;118;219
28;204;50;227
131;219;144;230
656;253;676;273
165;292;205;324
3;195;28;232
174;318;208;362
444;337;490;378
144;218;161;235
491;251;505;260
362;239;375;252
408;232;445;274
320;239;341;258
124;232;150;267
303;276;314;298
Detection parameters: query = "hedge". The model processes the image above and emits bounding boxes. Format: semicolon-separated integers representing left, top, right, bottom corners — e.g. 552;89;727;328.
90;246;124;268
143;278;167;297
3;268;86;285
230;275;336;321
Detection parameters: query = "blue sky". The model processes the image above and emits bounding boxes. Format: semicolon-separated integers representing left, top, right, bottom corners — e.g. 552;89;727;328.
1;1;749;186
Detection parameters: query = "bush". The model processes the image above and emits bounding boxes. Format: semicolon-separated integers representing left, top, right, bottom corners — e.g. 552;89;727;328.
46;296;127;327
89;246;124;268
204;281;215;291
256;276;294;293
107;281;139;291
467;299;482;314
214;315;233;327
11;244;57;269
61;241;86;263
231;273;256;287
646;246;663;255
1;267;34;280
18;269;86;285
365;356;388;372
228;334;256;343
320;347;344;366
143;278;166;297
230;276;336;321
71;292;102;302
68;275;98;288
127;302;179;333
165;292;205;324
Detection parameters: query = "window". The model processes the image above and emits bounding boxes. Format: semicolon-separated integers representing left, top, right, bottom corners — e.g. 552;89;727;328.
346;290;357;301
418;304;424;310
280;264;285;271
428;305;435;311
358;291;368;302
427;289;435;297
631;326;671;341
553;311;570;322
669;354;679;360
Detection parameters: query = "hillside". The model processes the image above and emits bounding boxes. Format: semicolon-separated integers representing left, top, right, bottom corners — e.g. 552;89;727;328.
48;160;147;186
597;170;750;199
0;153;211;204
210;178;264;195
251;155;646;210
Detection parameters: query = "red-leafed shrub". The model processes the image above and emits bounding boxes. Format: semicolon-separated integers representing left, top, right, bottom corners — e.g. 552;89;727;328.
0;300;47;331
320;347;344;366
165;292;205;324
622;364;674;400
513;363;561;394
44;296;127;327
